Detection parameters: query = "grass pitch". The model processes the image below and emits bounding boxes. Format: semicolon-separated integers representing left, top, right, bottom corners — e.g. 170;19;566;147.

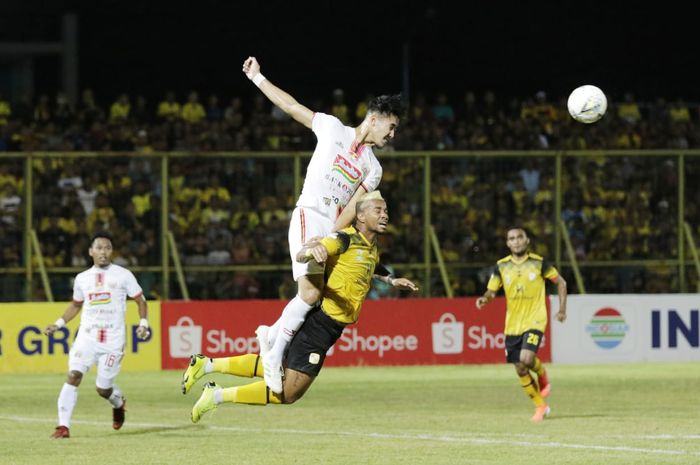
1;363;698;465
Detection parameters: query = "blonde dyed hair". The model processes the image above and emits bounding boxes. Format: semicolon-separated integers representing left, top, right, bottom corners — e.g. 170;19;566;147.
355;190;386;215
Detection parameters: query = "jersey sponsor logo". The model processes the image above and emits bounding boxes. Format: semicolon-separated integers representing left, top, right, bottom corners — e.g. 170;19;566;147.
88;291;112;305
332;154;362;183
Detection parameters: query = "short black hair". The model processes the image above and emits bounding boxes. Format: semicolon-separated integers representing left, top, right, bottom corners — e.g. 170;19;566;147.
506;227;530;239
367;94;405;118
90;232;113;246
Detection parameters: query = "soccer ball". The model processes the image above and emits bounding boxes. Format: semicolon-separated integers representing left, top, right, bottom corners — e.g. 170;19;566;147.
567;85;607;124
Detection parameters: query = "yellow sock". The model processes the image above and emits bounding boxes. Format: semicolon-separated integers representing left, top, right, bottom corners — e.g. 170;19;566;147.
519;374;545;407
212;354;263;378
531;357;545;377
221;381;282;405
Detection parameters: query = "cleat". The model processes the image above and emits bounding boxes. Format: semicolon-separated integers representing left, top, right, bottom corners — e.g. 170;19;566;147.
262;354;284;395
50;425;70;439
112;398;126;430
538;368;550;398
182;354;210;394
531;404;550;423
191;382;220;423
255;325;272;357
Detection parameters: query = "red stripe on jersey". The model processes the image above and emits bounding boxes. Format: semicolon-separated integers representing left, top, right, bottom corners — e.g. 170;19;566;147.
349;140;366;160
97;329;107;343
300;208;306;243
130;292;143;299
360;183;370;193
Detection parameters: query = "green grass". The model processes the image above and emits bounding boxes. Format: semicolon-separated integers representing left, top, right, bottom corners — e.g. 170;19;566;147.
1;363;699;465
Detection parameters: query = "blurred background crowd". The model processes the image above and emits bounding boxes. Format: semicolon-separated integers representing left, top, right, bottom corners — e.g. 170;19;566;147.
1;87;699;301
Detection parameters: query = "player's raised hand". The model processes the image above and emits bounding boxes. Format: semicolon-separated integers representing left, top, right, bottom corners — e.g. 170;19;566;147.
391;277;419;292
243;56;260;80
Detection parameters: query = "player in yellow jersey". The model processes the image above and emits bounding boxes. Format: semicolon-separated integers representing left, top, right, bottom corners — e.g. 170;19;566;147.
476;227;567;422
181;192;418;422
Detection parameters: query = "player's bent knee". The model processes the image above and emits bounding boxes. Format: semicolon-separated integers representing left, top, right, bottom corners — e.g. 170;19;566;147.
298;275;324;305
514;363;529;376
96;386;113;398
281;388;309;404
299;287;321;305
66;370;83;386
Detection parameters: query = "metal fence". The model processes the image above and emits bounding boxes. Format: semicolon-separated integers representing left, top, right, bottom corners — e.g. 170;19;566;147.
1;150;698;301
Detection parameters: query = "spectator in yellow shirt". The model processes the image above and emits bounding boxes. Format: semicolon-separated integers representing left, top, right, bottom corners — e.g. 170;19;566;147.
158;91;181;122
182;91;206;124
110;94;131;122
0;93;11;126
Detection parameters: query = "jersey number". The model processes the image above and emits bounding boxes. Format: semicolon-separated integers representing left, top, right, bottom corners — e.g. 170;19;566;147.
526;333;540;345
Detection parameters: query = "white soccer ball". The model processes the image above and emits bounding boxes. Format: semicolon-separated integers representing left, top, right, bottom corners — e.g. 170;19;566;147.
567;85;607;124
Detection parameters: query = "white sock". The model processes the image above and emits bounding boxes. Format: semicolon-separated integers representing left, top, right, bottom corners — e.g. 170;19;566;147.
267;319;280;346
204;359;214;374
268;296;313;362
214;388;224;404
107;385;124;408
57;383;78;428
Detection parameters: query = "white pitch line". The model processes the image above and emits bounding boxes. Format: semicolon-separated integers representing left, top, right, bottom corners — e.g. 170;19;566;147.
1;415;699;457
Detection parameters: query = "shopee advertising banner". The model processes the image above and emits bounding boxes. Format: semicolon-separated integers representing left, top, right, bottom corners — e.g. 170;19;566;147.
161;298;551;369
549;295;700;363
0;302;161;373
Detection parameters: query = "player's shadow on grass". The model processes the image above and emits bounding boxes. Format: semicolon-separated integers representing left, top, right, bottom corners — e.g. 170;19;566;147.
110;425;193;436
547;413;607;420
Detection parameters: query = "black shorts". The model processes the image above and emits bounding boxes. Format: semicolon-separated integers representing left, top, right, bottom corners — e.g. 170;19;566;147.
285;306;346;377
505;330;544;363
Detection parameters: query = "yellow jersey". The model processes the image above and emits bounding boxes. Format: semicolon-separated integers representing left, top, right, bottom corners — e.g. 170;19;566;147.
486;252;558;335
319;226;379;324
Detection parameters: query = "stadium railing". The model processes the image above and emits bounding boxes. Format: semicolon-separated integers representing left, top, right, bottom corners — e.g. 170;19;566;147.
1;150;699;301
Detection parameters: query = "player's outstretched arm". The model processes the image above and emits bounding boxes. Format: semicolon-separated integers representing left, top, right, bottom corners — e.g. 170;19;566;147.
43;301;82;335
243;56;314;128
388;277;419;291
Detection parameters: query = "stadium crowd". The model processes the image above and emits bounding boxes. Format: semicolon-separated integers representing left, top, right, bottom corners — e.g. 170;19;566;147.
0;88;699;300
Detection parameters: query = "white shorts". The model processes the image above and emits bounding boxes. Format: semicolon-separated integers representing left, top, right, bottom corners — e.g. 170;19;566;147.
69;334;125;389
288;207;334;281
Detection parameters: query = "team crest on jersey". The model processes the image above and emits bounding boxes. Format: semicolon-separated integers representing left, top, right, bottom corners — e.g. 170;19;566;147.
88;291;112;305
529;272;536;281
332;154;362;182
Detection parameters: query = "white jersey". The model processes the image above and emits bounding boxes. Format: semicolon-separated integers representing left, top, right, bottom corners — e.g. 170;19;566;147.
72;264;143;348
296;113;382;220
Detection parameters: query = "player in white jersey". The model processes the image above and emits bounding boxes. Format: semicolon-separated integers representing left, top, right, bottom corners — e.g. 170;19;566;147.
43;233;150;439
239;56;403;394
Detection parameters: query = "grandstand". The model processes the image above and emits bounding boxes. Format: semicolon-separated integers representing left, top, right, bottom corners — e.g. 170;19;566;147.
1;87;699;300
